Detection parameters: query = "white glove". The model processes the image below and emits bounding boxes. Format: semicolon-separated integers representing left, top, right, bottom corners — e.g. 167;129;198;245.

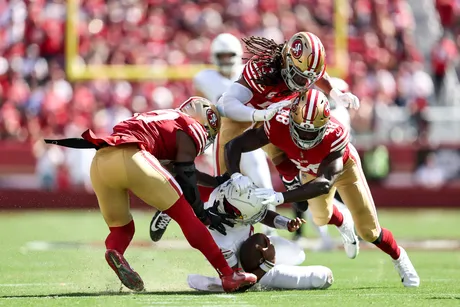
230;173;253;194
267;100;291;110
252;108;278;122
330;88;360;110
254;188;285;206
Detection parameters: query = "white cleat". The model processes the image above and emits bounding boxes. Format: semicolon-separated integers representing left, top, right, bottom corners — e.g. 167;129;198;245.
337;209;359;259
392;246;420;287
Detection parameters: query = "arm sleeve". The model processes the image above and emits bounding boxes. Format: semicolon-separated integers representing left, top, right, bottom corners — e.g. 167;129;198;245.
216;82;255;122
173;161;206;220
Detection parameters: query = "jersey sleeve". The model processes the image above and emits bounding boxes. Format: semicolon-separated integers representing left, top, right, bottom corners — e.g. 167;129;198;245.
329;124;349;153
242;59;266;95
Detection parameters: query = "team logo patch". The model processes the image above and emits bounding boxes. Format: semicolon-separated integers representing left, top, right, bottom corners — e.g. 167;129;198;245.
223;198;243;220
323;103;331;118
291;39;303;59
206;109;219;129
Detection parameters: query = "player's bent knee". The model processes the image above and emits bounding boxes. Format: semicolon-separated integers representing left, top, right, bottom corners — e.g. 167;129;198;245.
312;215;330;227
356;227;379;242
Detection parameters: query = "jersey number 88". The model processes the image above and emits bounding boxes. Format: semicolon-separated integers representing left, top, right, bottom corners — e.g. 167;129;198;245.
275;109;290;125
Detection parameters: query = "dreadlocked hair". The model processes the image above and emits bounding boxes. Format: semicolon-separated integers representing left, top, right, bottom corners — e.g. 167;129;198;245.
242;36;285;86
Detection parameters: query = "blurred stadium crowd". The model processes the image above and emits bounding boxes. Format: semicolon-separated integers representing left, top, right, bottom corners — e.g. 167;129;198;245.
0;0;459;190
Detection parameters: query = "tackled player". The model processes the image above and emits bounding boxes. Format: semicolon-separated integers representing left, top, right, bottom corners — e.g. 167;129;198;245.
225;90;420;287
44;97;257;293
187;181;333;292
149;33;277;241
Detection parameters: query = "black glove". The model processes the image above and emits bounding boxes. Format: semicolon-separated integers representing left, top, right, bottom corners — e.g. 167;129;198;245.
215;172;231;186
199;199;235;235
281;175;309;212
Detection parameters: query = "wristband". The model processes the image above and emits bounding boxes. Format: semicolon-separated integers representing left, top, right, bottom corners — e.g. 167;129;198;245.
259;260;275;272
273;215;290;230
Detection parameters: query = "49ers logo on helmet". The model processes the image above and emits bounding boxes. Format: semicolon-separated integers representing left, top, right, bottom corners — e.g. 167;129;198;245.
323;103;331;118
291;39;303;59
206;109;218;129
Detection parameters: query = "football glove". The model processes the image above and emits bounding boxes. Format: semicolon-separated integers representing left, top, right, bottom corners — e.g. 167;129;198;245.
330;88;360;110
230;172;253;194
200;200;235;236
254;188;285;206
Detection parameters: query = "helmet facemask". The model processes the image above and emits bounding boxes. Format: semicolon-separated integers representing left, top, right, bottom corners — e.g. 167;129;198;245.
281;55;324;92
289;114;328;150
214;52;239;75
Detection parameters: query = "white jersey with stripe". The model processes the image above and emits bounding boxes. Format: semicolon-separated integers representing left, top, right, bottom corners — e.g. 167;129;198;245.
193;66;243;103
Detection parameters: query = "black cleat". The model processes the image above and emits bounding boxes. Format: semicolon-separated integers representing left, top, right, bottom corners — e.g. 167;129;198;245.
149;211;171;242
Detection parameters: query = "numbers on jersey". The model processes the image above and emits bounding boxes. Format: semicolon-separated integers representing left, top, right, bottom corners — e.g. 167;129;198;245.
290;159;321;174
135;110;180;123
275;109;290;125
324;121;339;136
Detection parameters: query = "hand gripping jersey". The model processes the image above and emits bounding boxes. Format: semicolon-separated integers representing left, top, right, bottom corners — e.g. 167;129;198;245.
82;109;208;161
264;108;350;176
242;59;299;110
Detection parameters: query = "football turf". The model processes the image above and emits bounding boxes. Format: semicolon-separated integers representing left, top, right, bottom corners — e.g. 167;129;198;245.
0;209;459;307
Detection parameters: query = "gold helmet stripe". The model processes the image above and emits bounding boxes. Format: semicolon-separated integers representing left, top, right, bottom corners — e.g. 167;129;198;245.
305;89;319;122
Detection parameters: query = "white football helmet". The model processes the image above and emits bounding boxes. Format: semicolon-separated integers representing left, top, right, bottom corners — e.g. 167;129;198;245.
210;33;243;75
209;181;267;226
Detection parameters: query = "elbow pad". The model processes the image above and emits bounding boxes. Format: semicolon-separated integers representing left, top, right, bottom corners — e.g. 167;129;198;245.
173;162;205;219
217;83;255;122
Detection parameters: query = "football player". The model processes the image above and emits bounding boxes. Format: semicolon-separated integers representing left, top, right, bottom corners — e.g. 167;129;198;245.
214;31;360;227
149;33;277;241
293;77;352;248
44;97;257;293
225;90;420;287
187;181;333;292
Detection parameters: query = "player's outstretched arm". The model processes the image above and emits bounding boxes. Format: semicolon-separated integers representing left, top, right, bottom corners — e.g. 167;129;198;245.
261;210;306;232
282;149;345;203
224;125;270;175
316;72;360;109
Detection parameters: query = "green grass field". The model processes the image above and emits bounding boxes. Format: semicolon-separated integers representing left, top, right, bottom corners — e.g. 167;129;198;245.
1;209;459;307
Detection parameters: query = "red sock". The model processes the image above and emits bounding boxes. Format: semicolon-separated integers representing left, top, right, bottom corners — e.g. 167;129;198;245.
105;220;135;255
328;205;344;227
198;186;214;203
165;196;233;277
373;228;401;260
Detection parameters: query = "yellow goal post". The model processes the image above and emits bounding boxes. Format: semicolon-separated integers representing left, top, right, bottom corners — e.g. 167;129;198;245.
65;0;348;81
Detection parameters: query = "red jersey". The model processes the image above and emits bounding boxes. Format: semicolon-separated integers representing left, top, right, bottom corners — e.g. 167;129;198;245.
242;59;299;110
264;108;350;176
82;109;208;161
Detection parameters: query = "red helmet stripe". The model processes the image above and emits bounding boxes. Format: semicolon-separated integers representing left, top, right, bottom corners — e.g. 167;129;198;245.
304;90;319;122
305;32;323;74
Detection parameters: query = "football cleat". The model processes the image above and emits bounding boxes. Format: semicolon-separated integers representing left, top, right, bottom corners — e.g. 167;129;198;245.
392;246;420;287
337;209;359;259
149;211;171;242
220;269;257;293
105;249;144;291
